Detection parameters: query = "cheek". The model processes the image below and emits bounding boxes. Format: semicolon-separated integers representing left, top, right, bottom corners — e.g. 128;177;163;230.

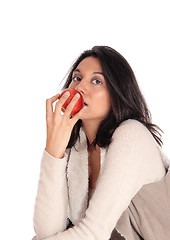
68;82;75;89
68;82;73;88
101;99;110;110
95;91;110;105
99;92;112;112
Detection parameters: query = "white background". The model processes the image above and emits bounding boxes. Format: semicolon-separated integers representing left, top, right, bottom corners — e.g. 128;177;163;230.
0;0;169;239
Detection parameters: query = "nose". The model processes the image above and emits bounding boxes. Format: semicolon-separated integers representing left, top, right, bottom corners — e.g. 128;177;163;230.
75;79;87;94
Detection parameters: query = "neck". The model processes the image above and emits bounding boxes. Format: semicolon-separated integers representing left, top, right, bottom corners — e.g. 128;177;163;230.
82;120;101;146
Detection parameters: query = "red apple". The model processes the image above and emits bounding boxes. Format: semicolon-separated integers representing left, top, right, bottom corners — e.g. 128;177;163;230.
58;88;84;116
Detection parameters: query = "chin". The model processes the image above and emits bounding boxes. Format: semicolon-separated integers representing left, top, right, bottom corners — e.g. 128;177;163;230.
80;115;105;122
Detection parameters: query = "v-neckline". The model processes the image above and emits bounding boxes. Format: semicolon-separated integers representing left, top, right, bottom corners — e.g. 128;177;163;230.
88;146;101;189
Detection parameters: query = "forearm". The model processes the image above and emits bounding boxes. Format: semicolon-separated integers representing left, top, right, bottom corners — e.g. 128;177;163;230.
33;149;69;240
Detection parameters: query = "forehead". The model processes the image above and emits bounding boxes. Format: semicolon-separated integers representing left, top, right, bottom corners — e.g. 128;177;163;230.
75;57;102;72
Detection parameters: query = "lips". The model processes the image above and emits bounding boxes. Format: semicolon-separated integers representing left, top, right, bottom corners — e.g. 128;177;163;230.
82;97;88;106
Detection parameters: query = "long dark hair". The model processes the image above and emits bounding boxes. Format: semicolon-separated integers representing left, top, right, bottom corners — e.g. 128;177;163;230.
61;46;163;150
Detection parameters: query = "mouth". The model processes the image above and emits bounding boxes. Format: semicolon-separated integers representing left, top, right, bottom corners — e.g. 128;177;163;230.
83;98;88;106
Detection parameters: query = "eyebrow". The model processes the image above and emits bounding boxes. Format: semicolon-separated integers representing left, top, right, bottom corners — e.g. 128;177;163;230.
93;71;104;76
73;69;104;76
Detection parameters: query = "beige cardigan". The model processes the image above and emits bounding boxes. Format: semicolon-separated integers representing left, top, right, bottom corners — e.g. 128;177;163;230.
33;119;169;240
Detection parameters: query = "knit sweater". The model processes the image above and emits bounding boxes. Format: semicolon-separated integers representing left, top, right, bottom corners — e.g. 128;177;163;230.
33;119;168;240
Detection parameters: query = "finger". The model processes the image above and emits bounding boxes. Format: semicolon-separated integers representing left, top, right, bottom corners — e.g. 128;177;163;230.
46;93;60;117
54;91;70;115
70;105;86;123
69;107;86;128
62;93;81;117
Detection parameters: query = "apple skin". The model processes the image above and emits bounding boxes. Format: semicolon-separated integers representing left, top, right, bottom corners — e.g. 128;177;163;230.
58;88;84;116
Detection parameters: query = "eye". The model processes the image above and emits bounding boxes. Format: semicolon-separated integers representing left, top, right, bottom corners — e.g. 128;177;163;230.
72;76;81;82
92;79;102;85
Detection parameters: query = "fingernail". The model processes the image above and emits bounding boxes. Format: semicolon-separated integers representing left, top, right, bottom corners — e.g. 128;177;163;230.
64;92;70;96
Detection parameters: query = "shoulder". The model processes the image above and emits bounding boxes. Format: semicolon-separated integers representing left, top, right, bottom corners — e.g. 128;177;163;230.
107;119;160;167
111;119;156;146
114;119;151;135
106;119;165;184
119;119;146;130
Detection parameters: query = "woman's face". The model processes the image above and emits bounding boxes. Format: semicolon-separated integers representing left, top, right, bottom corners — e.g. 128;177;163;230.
68;57;111;122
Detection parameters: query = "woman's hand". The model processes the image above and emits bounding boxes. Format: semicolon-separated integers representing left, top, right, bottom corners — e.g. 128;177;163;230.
45;91;84;158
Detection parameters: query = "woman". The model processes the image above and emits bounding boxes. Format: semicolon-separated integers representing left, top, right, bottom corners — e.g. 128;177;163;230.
32;46;170;240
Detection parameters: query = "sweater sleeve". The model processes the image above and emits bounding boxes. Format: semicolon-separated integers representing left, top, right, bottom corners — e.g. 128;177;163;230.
34;120;165;240
33;149;70;240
